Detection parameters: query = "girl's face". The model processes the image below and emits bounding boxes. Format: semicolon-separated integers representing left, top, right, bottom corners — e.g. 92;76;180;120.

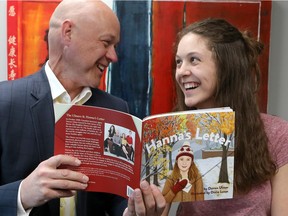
175;33;217;109
177;156;192;173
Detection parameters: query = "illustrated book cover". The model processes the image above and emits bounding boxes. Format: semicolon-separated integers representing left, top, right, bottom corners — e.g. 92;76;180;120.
54;104;235;203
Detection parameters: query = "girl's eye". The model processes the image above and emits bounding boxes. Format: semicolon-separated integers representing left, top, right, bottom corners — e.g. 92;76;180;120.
190;56;200;64
175;59;182;65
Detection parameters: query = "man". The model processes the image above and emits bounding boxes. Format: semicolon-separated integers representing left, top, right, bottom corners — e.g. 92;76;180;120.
0;0;165;215
112;130;122;157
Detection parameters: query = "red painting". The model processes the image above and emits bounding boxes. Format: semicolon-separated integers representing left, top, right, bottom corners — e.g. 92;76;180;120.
151;1;272;114
7;0;271;116
7;0;59;79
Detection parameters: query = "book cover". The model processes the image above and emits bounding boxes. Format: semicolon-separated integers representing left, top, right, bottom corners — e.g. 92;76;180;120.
141;108;235;203
54;104;235;202
54;104;143;198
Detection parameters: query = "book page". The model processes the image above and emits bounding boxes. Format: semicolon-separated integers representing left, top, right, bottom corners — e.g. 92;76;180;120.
141;108;235;204
54;104;143;198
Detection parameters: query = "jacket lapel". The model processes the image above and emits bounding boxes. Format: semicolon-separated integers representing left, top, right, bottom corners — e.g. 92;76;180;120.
28;69;60;214
29;69;55;161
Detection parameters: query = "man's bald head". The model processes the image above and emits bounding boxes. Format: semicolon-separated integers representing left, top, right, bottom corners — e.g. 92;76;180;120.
48;0;119;54
46;0;120;93
49;0;118;28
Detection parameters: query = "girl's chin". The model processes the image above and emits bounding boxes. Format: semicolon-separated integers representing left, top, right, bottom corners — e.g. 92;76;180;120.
185;99;215;109
184;99;197;108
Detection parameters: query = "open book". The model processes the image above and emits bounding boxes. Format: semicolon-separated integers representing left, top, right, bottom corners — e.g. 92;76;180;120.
54;104;235;203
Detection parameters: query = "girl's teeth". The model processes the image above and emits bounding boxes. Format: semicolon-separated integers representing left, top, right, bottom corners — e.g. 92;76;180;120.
184;82;199;90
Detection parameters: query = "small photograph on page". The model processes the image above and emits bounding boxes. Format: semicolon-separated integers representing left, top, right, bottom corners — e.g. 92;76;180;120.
103;123;135;164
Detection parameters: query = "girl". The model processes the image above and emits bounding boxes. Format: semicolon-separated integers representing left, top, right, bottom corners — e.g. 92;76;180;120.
171;18;288;215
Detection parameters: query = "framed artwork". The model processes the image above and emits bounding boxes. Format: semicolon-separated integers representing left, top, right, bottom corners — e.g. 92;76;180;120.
7;0;271;118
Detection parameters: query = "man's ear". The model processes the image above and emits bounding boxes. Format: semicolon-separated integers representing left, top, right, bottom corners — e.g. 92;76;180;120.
62;20;72;44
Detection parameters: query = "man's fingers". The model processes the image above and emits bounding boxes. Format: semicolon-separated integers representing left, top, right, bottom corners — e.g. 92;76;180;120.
46;178;88;191
57;168;89;183
45;154;81;168
40;155;89;184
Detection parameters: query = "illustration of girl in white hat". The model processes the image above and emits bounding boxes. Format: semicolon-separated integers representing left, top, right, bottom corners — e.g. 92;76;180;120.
162;141;204;205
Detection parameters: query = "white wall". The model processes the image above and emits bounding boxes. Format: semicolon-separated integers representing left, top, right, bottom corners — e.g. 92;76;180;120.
0;1;288;120
0;0;7;81
268;1;288;121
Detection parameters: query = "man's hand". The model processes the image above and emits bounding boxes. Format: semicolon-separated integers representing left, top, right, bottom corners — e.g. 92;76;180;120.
20;154;89;210
123;180;166;216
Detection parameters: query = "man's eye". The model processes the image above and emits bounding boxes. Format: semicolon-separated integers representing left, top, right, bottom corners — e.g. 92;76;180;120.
102;41;110;47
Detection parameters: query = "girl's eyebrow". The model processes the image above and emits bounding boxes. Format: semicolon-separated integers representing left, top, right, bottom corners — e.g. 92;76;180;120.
176;51;200;57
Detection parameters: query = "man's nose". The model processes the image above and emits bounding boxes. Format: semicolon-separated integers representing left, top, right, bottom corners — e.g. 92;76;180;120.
107;46;118;62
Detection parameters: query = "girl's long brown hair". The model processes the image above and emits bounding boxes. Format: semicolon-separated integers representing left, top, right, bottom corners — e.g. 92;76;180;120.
173;18;276;193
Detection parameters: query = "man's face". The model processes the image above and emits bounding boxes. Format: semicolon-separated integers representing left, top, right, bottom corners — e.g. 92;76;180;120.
64;11;120;89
